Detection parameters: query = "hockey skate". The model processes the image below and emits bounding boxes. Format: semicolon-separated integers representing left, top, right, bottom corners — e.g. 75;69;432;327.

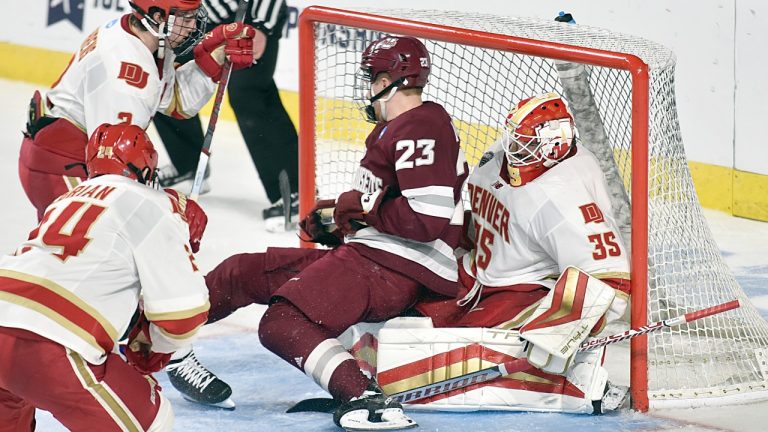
166;351;235;410
263;192;299;232
592;382;630;414
157;165;211;195
333;382;417;431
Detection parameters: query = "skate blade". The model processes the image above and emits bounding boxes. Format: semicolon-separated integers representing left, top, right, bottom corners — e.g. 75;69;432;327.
181;395;236;411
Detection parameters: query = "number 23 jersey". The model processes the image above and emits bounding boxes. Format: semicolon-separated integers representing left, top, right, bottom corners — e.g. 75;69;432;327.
462;143;630;289
346;101;468;297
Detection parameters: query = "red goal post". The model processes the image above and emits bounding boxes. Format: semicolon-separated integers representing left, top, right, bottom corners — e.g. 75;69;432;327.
297;6;768;412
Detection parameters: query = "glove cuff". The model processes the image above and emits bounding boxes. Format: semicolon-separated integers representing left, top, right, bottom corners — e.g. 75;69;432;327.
360;190;381;214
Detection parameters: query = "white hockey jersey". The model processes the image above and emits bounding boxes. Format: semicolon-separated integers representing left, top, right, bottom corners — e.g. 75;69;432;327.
461;142;630;290
47;15;215;137
0;175;210;365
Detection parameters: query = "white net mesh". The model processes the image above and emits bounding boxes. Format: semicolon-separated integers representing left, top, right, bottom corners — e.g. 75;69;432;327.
305;8;768;407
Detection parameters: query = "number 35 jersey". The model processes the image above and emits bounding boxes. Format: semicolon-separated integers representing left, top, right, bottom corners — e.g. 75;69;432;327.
462;143;630;289
0;175;210;365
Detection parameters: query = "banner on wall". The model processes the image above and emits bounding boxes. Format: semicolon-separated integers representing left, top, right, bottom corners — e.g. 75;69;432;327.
4;1;765;175
48;0;86;30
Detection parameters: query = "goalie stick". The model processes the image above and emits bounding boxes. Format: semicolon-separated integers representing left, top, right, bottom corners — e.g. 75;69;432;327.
189;0;250;200
287;299;740;413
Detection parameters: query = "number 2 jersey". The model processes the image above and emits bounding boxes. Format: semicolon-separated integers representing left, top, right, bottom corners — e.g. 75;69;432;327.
46;15;215;156
346;101;469;297
0;175;210;365
460;142;630;298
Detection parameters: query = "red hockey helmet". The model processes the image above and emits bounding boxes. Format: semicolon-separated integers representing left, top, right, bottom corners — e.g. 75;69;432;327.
86;123;159;185
503;92;577;167
360;36;431;89
501;92;578;186
129;0;202;18
128;0;207;55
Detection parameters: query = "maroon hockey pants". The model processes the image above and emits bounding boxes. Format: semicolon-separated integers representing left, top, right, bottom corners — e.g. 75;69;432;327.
205;246;423;399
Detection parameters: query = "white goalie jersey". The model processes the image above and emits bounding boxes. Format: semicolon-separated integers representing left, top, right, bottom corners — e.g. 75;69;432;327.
46;15;215;137
0;176;210;365
461;142;630;290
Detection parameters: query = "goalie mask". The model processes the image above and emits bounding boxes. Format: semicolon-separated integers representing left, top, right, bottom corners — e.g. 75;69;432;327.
502;92;577;186
86;123;159;185
355;35;431;123
129;0;208;56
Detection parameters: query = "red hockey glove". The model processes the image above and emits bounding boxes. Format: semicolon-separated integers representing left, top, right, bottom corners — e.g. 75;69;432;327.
333;187;388;235
193;22;257;82
164;188;208;253
298;199;344;247
125;314;172;375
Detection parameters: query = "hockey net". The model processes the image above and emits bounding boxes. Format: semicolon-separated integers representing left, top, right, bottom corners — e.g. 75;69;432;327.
297;6;768;410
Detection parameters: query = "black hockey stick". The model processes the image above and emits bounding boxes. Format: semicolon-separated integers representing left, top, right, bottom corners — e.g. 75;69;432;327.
286;397;342;414
287;299;740;412
190;0;250;199
278;169;296;231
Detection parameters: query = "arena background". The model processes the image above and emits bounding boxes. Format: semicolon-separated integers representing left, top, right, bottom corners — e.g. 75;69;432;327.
1;0;766;221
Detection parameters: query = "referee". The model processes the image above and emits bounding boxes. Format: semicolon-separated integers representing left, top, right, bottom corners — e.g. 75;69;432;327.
154;0;298;228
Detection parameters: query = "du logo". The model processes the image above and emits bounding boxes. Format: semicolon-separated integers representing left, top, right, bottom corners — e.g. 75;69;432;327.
48;0;85;31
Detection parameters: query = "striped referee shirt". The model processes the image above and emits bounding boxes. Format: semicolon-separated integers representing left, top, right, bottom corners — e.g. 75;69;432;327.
203;0;287;35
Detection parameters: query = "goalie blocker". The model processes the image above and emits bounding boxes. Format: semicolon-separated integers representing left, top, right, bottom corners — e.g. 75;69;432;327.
336;267;628;414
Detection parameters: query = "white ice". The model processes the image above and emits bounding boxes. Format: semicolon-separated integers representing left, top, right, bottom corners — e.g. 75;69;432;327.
1;78;767;432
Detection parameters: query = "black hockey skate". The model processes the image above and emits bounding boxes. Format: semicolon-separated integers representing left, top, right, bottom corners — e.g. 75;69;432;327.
333;382;417;431
166;351;235;410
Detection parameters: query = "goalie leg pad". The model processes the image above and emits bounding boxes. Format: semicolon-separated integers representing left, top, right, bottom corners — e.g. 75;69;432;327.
371;318;610;414
519;266;616;374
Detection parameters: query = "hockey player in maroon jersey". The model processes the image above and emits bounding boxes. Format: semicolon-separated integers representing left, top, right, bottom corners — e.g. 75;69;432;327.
197;35;467;430
0;123;210;431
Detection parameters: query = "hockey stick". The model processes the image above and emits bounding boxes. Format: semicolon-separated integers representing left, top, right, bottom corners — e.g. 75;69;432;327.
189;0;250;200
278;169;296;231
286;299;740;412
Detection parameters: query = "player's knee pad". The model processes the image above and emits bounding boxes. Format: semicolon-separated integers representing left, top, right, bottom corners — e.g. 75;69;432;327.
146;392;174;432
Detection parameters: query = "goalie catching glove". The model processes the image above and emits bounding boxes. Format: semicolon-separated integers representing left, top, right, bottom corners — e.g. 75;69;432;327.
519;267;619;375
194;22;257;82
165;188;207;253
124;313;172;375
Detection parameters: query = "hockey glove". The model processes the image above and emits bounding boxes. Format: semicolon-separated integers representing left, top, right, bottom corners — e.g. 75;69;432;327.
299;199;344;247
125;313;172;375
193;22;257;82
334;187;388;235
165;188;208;253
